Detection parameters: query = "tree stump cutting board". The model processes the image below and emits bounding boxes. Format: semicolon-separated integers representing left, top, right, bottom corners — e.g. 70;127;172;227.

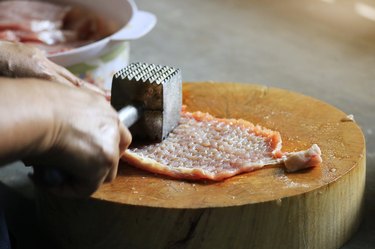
37;82;366;249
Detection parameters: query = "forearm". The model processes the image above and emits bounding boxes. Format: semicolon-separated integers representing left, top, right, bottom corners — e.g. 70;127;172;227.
0;78;55;165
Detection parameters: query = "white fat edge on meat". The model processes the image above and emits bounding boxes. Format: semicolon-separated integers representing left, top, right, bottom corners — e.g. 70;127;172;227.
282;144;322;172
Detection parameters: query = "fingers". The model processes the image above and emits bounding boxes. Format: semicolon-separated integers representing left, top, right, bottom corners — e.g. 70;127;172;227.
49;73;75;87
49;60;108;98
104;124;120;183
79;81;108;97
3;42;109;100
59;69;108;97
74;113;127;195
55;65;83;87
103;122;132;182
119;122;132;155
27;80;130;197
105;154;119;183
105;121;132;182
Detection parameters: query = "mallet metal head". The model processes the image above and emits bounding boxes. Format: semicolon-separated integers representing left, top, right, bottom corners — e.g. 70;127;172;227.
111;62;182;142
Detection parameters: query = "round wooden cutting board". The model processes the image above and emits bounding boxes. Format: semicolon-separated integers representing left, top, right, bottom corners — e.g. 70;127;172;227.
37;82;366;249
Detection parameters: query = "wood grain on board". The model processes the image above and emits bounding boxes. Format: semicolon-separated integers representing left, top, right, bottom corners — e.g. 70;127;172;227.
38;82;366;249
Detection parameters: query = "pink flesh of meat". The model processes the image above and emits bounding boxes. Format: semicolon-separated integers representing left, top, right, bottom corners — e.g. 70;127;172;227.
0;1;70;32
0;1;83;50
0;30;18;41
123;111;322;181
0;1;118;53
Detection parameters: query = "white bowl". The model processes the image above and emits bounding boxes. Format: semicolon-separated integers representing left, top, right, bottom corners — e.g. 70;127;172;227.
44;0;156;88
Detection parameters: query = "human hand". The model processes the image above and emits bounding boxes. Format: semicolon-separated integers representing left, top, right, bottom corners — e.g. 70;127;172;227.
19;80;131;197
0;41;108;98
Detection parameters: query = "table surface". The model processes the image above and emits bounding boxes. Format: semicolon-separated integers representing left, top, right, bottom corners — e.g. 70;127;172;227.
0;0;374;248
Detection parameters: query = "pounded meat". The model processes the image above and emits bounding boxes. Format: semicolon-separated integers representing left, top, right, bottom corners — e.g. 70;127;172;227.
123;111;322;181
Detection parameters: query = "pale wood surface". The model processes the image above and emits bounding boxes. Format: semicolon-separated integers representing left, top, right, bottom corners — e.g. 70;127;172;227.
37;82;366;249
93;82;365;208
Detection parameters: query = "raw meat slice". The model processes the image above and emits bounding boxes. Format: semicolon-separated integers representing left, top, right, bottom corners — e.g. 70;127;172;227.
0;31;18;42
0;1;72;46
1;30;77;45
0;1;118;53
0;1;70;32
122;110;322;181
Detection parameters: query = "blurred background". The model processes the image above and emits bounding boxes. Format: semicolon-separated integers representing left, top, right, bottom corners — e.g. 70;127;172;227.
0;0;374;248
